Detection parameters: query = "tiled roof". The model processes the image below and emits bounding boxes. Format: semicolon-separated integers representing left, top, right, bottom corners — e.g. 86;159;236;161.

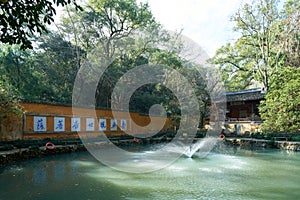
226;88;265;102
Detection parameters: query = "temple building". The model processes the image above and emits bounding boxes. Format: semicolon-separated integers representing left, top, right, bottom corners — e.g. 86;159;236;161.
226;88;265;121
224;88;265;134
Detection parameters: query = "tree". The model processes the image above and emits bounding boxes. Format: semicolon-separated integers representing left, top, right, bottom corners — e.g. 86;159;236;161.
61;0;183;110
0;44;30;89
212;0;284;91
278;0;300;67
0;44;41;100
0;0;81;49
0;31;83;103
259;67;300;133
61;0;155;55
211;42;259;91
210;0;299;133
32;32;84;103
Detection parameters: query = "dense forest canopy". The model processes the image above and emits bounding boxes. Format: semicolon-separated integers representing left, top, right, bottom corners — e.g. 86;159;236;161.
0;0;211;126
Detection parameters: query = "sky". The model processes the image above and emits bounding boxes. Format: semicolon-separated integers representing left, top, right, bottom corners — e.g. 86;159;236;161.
138;0;250;56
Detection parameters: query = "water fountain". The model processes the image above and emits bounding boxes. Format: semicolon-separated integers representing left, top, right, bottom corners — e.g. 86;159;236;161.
183;137;218;158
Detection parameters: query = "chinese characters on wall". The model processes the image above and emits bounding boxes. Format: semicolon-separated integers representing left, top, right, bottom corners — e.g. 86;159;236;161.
121;119;127;131
86;118;95;131
110;119;117;131
71;118;80;132
99;118;107;131
54;117;65;132
34;116;46;132
32;116;129;133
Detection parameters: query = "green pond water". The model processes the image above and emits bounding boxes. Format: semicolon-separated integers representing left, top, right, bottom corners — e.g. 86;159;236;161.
0;146;300;200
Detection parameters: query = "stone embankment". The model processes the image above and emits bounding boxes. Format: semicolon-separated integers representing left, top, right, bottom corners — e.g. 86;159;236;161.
0;136;173;167
1;136;299;167
225;138;300;151
0;143;86;167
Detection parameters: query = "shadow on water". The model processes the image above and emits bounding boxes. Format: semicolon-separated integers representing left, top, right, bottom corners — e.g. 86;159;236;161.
0;152;154;200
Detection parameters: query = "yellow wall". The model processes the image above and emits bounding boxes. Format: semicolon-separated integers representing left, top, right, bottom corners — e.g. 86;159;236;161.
21;102;171;140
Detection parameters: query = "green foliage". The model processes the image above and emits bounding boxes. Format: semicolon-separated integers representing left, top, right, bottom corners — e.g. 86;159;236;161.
0;0;81;49
209;0;299;133
0;76;23;120
0;0;210;129
61;0;203;119
211;42;256;91
290;134;300;142
31;32;83;103
210;0;299;92
0;44;38;100
0;33;82;104
250;132;264;139
61;0;155;54
279;0;300;67
259;67;300;133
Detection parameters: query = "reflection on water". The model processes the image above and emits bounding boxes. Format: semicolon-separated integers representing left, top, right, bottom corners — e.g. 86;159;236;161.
0;147;300;200
33;168;47;186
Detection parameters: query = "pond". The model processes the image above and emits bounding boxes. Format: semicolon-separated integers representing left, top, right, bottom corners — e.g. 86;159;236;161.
0;146;300;200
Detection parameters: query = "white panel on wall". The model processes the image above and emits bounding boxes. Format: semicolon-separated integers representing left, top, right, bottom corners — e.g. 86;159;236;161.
86;118;95;131
110;119;117;131
34;116;47;132
120;119;127;131
99;118;107;131
54;117;65;132
71;117;81;132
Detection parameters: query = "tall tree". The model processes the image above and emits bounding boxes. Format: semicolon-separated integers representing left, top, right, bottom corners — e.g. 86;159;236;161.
211;0;299;91
61;0;181;109
32;32;84;103
61;0;155;56
60;0;210;127
278;0;300;67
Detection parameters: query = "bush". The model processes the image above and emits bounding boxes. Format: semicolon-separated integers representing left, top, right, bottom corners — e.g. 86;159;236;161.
259;67;300;133
251;132;264;139
290;134;300;142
